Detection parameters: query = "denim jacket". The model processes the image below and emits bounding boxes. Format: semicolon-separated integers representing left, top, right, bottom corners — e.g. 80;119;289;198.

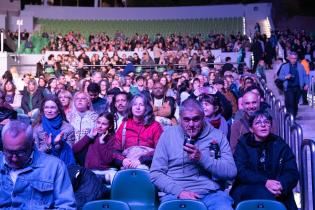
0;149;76;210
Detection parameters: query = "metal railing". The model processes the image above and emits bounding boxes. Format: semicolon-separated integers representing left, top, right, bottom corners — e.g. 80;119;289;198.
300;139;315;210
261;82;315;209
309;75;315;108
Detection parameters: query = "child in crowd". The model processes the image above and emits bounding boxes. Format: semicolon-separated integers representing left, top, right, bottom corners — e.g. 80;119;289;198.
72;112;117;184
200;94;228;136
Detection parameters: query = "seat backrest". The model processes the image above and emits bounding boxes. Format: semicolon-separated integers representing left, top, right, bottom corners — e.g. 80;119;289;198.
110;169;156;206
158;200;207;210
236;199;287;210
82;200;130;210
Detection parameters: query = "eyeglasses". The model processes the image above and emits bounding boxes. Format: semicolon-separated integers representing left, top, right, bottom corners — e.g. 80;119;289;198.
182;116;203;123
3;149;29;158
254;120;271;127
75;97;88;101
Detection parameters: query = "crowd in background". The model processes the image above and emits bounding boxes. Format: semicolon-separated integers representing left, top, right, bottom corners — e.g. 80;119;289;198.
0;28;314;209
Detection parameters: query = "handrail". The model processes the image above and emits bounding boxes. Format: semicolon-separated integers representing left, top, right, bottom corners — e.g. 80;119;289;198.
310;76;315;108
290;123;303;170
279;106;286;139
284;113;294;145
300;139;315;210
274;99;282;136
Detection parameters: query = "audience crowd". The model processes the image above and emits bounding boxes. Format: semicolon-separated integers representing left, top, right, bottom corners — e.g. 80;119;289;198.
0;28;314;210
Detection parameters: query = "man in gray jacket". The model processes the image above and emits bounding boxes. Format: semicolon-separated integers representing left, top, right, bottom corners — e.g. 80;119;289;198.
150;98;236;210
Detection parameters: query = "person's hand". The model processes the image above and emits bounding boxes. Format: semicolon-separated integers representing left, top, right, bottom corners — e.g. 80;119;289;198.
183;143;201;161
88;127;98;139
54;132;64;144
265;180;282;196
27;111;32;117
304;85;309;91
122;158;132;168
178;191;200;200
285;74;292;80
129;160;141;168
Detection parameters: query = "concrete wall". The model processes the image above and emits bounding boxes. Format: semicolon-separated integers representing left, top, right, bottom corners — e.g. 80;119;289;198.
0;0;20;13
7;12;33;32
23;3;271;21
0;14;6;30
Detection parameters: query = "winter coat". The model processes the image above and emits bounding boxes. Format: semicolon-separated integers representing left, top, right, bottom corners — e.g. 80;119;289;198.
231;133;299;210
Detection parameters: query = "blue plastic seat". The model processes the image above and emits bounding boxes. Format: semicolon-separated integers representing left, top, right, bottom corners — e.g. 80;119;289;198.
82;200;130;210
158;200;207;210
235;199;287;210
110;169;157;210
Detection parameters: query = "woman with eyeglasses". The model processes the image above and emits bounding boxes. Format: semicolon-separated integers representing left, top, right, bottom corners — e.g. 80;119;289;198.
230;109;299;210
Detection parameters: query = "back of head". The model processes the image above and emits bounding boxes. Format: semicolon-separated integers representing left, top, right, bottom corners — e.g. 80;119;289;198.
87;82;101;94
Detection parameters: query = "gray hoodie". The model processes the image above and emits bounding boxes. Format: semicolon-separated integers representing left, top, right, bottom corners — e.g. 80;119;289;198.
150;122;237;198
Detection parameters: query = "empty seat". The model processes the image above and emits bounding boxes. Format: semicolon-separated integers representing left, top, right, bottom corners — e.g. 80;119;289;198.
235;199;287;210
158;200;207;210
83;200;130;210
110;169;158;210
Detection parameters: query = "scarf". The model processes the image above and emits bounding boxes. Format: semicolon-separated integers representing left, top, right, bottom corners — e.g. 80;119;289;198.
42;114;76;166
42;114;63;145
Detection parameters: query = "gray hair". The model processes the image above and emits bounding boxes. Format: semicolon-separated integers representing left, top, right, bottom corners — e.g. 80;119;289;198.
288;51;298;57
1;120;33;144
179;98;204;117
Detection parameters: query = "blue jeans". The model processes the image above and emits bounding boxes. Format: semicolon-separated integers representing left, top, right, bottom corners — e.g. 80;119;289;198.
161;191;234;210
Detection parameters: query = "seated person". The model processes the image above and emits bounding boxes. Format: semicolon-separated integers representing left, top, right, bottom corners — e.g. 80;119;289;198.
87;82;109;114
0;120;76;209
151;82;177;126
21;78;43;118
230;109;299;210
110;91;129;130
73;112;116;183
199;94;228;136
114;93;163;170
0;90;17;150
67;92;98;143
33;96;76;166
150;98;236;210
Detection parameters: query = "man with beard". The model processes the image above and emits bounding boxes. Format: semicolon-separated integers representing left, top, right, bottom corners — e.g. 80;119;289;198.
87;83;109;115
150;98;236;210
152;82;176;126
110;91;129;130
230;91;260;153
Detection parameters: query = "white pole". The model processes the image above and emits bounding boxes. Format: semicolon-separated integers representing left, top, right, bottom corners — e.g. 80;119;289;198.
18;23;21;51
0;31;3;52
